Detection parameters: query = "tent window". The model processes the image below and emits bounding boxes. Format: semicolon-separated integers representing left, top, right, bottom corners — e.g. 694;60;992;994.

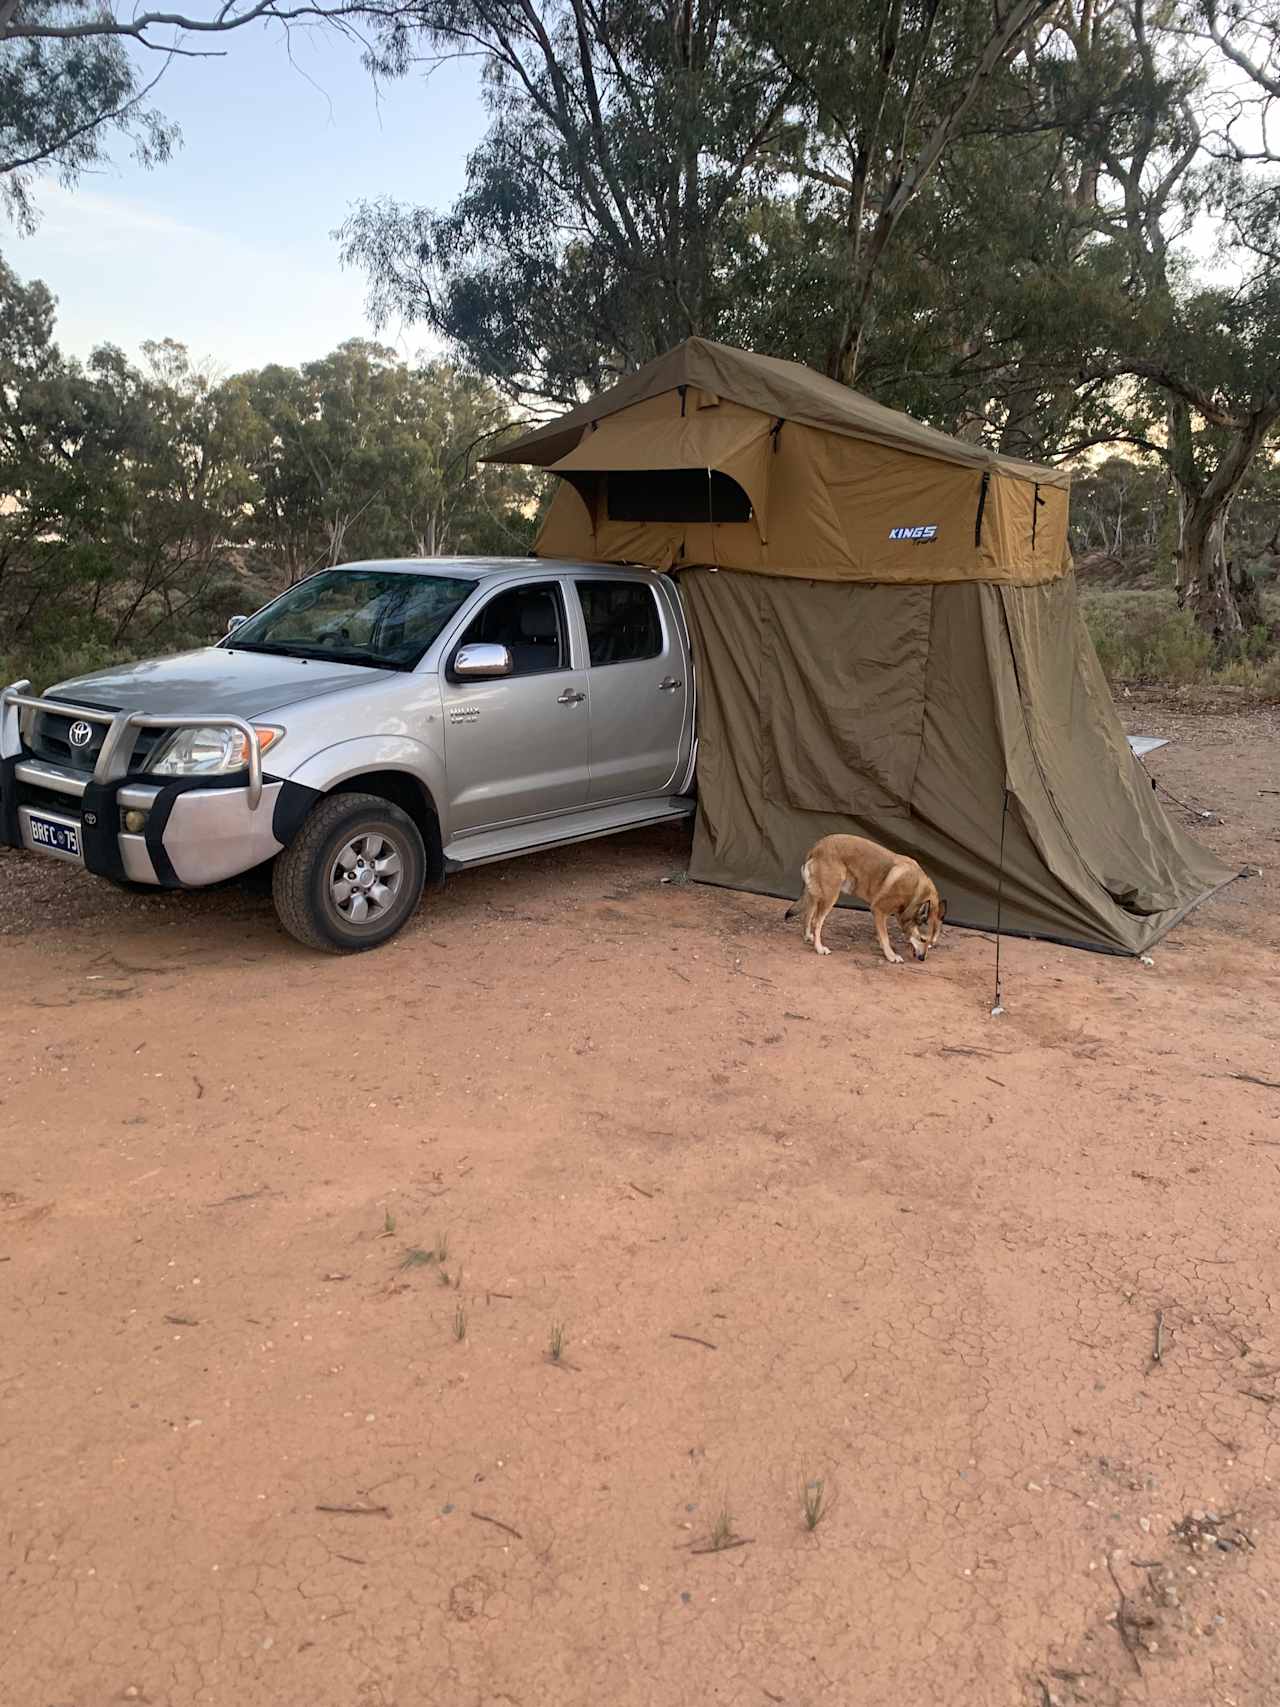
606;468;752;524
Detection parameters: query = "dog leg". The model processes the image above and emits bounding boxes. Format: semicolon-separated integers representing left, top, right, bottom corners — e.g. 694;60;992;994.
810;897;835;955
800;894;817;944
873;907;903;964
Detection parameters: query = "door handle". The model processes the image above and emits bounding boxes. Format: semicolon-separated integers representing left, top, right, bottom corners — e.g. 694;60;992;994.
557;688;586;704
658;676;682;691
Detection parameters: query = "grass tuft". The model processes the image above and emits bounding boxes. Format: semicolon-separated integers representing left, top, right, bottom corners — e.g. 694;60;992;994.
709;1502;734;1551
801;1476;830;1532
383;1208;396;1236
452;1303;467;1341
400;1246;434;1269
548;1322;566;1362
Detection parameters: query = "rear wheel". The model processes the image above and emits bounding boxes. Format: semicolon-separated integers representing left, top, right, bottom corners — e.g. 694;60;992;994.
272;791;426;953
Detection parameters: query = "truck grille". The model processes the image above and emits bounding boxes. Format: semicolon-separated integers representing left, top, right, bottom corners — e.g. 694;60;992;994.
25;707;167;775
16;781;83;820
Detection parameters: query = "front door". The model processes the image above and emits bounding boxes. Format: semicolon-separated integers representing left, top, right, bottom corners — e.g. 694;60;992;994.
441;580;589;834
573;578;688;803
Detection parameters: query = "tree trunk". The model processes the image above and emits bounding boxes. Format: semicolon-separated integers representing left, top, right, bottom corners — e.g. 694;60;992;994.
1171;405;1276;653
1178;490;1265;652
1167;400;1193;603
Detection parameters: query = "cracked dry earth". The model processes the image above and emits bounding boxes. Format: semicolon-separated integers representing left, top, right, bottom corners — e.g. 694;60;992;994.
2;690;1279;1707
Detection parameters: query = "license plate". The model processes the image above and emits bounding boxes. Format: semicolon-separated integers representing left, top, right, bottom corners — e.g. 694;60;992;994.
28;814;81;857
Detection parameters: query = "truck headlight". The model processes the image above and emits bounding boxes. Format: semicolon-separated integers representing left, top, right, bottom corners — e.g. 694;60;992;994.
147;725;282;777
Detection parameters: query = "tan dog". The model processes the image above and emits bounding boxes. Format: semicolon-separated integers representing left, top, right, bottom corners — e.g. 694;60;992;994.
784;834;946;964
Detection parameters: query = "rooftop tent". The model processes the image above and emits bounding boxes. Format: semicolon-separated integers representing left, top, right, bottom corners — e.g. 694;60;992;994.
486;338;1236;954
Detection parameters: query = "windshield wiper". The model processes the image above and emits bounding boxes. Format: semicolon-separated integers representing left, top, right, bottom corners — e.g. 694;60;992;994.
325;649;405;670
226;641;318;659
227;641;402;670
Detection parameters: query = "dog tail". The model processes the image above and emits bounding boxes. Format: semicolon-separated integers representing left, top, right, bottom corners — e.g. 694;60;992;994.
784;860;812;922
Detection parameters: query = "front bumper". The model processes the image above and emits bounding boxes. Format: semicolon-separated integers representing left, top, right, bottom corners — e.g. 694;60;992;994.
1;682;301;888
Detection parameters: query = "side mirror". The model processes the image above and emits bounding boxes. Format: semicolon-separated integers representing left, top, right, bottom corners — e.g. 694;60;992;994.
226;614;247;635
452;642;513;680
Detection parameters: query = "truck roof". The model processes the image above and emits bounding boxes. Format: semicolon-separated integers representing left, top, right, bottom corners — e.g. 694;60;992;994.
335;557;657;582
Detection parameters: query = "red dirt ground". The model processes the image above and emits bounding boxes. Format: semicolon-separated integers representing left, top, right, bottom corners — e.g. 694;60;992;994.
1;689;1278;1707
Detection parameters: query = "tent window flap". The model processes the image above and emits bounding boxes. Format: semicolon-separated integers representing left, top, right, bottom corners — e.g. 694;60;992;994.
605;468;753;525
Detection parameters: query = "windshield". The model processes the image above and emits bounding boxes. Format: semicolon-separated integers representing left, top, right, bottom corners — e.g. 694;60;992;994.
228;570;478;670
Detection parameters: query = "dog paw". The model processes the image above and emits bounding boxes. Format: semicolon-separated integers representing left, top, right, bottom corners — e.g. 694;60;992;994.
887;952;904;964
815;944;832;956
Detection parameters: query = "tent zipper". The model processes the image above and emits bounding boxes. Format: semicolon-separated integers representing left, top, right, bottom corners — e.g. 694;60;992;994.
974;470;991;548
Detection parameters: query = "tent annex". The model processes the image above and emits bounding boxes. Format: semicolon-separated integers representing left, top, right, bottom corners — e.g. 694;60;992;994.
487;338;1236;954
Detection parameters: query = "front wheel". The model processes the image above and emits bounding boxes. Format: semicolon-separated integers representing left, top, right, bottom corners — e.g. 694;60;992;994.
272;792;426;953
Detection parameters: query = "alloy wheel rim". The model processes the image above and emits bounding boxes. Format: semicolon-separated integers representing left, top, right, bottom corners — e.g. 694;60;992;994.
328;830;405;926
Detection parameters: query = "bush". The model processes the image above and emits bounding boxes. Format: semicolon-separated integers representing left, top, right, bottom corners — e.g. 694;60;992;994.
1081;587;1280;699
0;636;199;695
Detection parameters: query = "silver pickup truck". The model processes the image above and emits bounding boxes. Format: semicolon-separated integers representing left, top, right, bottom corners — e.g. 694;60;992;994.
0;559;697;951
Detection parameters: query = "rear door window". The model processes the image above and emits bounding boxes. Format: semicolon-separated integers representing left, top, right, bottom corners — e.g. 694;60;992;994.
576;580;663;667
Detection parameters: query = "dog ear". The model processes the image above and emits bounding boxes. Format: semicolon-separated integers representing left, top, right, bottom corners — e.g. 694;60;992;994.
916;900;932;926
938;898;948;922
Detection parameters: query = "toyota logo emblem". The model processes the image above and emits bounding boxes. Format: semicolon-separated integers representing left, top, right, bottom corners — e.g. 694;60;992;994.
68;720;94;749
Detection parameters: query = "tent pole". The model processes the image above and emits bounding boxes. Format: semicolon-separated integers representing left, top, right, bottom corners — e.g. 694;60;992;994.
991;785;1009;1017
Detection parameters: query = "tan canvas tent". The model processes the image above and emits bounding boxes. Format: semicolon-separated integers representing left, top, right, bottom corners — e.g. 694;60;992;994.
488;337;1236;954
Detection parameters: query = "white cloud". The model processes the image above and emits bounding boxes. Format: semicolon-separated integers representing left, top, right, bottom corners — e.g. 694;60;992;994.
13;181;399;372
34;181;214;248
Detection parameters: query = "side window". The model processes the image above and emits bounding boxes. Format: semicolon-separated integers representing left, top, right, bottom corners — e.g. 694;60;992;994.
576;580;663;667
455;583;567;676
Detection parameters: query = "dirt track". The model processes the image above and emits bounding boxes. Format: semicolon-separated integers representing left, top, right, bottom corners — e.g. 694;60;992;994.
2;691;1279;1707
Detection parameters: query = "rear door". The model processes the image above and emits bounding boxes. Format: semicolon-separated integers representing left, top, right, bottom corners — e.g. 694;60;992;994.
440;579;590;834
573;577;689;803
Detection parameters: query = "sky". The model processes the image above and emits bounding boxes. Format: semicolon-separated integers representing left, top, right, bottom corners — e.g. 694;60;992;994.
9;24;488;373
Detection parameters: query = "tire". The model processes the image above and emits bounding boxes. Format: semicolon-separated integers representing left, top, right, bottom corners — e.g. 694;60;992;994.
272;791;426;953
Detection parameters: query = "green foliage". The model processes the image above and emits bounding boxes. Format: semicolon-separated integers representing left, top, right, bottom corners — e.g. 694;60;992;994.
0;0;177;231
1082;591;1216;682
344;0;800;402
1081;588;1280;695
241;341;539;577
346;0;1066;400
0;257;539;685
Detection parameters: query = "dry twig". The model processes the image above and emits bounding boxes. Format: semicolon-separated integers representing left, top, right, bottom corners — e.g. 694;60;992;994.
471;1510;522;1540
1105;1554;1144;1677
